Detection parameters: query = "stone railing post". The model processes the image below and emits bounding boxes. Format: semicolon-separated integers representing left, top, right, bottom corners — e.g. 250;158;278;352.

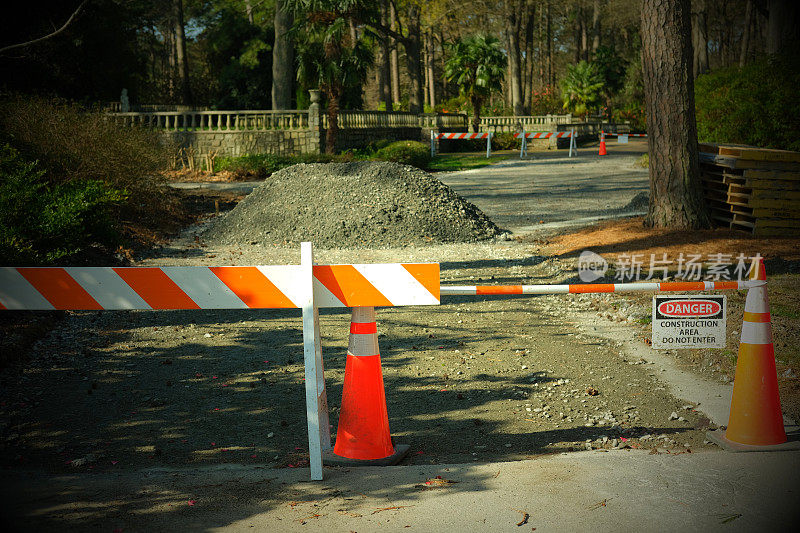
307;90;323;154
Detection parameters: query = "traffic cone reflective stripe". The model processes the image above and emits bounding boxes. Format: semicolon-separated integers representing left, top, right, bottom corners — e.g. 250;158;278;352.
724;258;787;446
332;307;396;461
598;131;607;156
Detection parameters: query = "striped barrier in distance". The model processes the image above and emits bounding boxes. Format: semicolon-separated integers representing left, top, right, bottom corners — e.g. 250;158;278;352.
430;131;494;158
513;131;574;139
433;132;491;140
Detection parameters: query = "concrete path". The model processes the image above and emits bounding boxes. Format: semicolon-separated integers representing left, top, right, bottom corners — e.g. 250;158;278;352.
437;139;650;235
6;449;798;531
169;181;262;194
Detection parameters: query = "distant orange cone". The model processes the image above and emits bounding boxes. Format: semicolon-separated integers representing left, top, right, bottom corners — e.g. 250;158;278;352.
707;258;798;451
326;307;409;465
598;131;607;156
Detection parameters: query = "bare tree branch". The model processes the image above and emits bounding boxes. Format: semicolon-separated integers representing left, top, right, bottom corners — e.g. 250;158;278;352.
0;0;88;55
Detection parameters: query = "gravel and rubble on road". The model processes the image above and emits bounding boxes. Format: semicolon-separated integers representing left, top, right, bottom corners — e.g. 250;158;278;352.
201;161;502;249
1;159;796;483
0;239;723;478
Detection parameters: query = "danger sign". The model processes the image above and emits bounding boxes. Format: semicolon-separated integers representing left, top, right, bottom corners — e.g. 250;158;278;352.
651;295;726;349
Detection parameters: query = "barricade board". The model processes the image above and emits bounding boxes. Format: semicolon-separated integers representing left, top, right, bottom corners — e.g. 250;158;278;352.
0;264;440;310
651;295;726;349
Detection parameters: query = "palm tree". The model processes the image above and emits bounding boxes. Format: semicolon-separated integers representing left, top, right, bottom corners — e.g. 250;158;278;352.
444;35;507;132
560;61;605;118
292;1;374;153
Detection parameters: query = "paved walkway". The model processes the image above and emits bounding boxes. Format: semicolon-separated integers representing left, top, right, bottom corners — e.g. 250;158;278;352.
6;449;798;531
437;139;650;235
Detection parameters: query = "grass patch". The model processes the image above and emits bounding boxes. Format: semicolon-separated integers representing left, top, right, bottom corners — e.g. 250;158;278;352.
428;153;509;172
771;303;800;320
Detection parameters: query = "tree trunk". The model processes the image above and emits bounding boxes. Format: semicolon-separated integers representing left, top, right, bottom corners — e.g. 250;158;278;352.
544;0;556;85
405;5;424;113
172;0;193;106
574;5;582;63
426;32;436;109
163;23;176;100
767;0;800;54
272;0;294;110
592;0;601;53
245;0;254;24
470;95;482;132
691;0;709;78
546;0;553;85
740;0;753;66
581;6;589;60
439;29;448;98
380;1;392;110
389;2;401;105
505;0;524;115
641;0;708;229
523;5;535;112
326;90;340;154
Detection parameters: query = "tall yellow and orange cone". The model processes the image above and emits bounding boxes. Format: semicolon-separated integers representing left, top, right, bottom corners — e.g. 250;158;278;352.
324;306;410;466
707;258;799;451
598;131;607;156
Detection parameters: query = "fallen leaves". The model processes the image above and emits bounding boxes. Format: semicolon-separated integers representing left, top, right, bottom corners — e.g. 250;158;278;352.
512;508;530;526
588;498;610;510
415;475;459;489
372;505;413;514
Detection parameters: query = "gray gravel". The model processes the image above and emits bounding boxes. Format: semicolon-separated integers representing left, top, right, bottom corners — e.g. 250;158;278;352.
201;162;501;248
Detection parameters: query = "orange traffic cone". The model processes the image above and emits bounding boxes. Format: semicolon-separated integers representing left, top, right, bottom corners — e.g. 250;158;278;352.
325;307;410;465
598;131;607;156
707;258;799;451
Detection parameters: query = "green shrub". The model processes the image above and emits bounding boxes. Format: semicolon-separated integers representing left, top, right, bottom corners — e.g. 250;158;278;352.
0;94;173;231
0;145;126;265
695;54;800;151
491;132;518;150
371;140;431;168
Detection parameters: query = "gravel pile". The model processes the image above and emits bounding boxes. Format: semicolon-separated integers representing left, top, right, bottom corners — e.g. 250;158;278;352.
201;161;502;248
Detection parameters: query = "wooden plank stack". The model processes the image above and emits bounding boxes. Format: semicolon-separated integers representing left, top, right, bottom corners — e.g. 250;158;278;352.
698;143;800;236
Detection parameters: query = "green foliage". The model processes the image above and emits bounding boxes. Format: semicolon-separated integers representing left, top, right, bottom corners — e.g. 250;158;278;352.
592;46;626;97
491;132;519;150
196;6;275;109
0;145;125;265
560;61;605;116
292;0;375;103
612;58;646;130
695;54;800;151
445;35;506;128
529;85;562;115
371;141;431;168
0;94;175;252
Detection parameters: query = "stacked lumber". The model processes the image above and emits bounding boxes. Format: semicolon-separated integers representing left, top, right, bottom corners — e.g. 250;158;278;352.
698;143;800;236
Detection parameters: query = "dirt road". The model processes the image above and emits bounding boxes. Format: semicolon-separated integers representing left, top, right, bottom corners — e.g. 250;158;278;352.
3;148;798;530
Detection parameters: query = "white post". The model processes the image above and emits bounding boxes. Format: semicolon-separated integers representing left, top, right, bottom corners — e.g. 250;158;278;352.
430;130;435;158
569;128;575;157
300;242;330;481
520;130;526;159
486;131;492;158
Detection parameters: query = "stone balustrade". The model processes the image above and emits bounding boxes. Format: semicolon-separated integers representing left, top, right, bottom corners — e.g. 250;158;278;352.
104;103;593;167
108;110;309;131
480;114;574;132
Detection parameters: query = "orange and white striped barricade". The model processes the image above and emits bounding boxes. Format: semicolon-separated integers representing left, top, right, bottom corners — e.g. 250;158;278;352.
431;131;494;158
601;131;648;145
0;243;440;481
515;129;576;158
